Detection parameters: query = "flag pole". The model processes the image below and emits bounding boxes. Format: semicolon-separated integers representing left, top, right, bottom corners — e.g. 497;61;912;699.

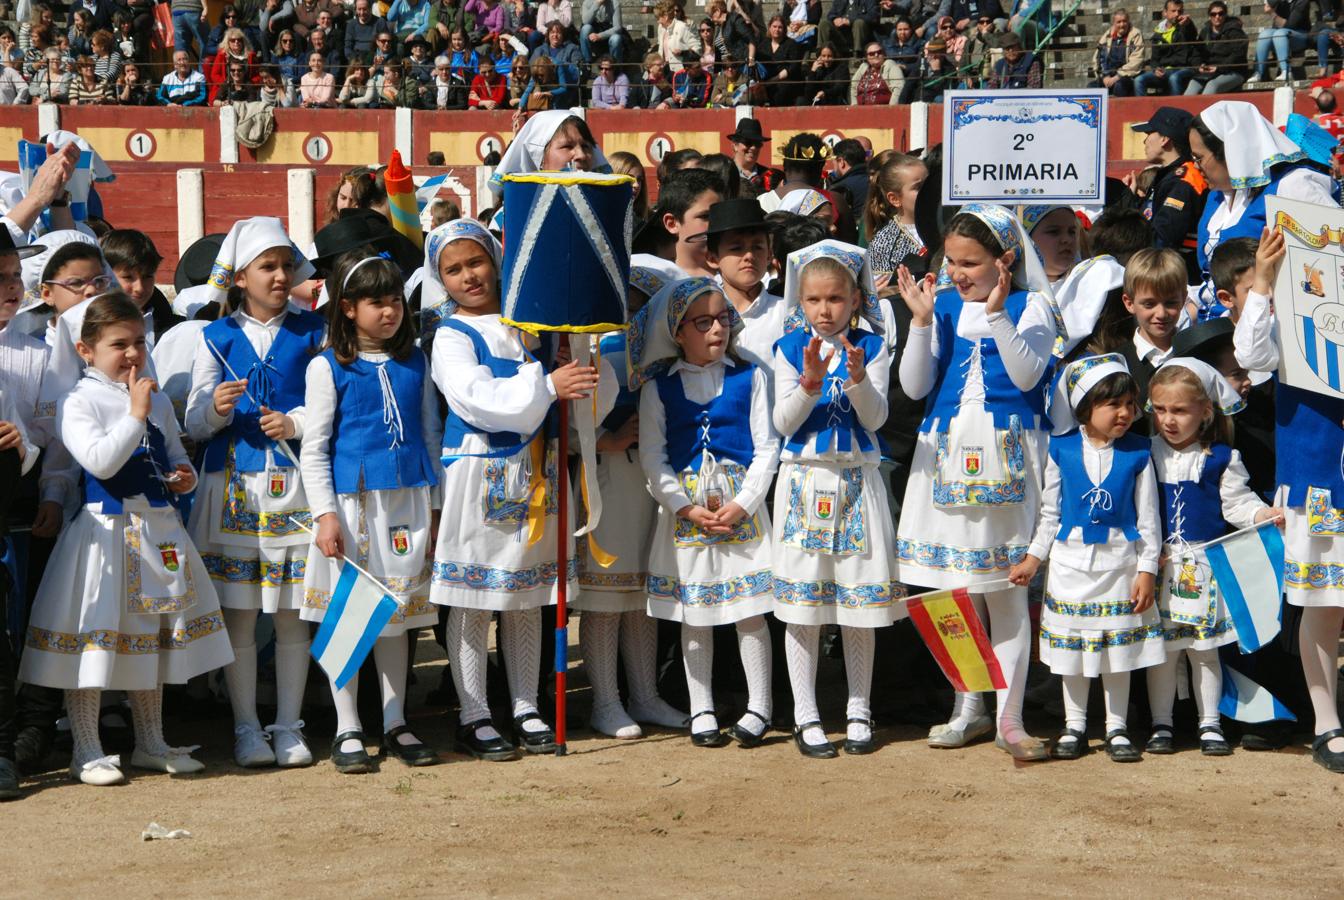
1182;514;1285;554
554;394;569;757
286;516;403;604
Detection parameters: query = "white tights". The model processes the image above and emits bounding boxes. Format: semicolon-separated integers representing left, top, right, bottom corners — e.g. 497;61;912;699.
1146;648;1223;730
68;686;170;767
946;586;1032;742
1062;671;1132;743
784;623;875;745
1300;606;1344;750
682;616;772;735
579;610;666;712
445;607;547;739
331;634;412;752
222;607;310;729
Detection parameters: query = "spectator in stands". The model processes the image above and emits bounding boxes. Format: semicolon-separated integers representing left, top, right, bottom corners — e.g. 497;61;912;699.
672;49;712;105
506;52;530;106
580;0;626;62
628;50;674;107
589;53;628;106
1181;1;1247;93
656;0;701;72
1089;7;1143;95
29;48;70;103
1255;0;1318;81
112;10;146;64
758;14;802;105
828;138;869;212
0;29;20;67
406;35;436;82
388;0;434;45
499;0;536;49
371;30;399;75
18;4;53;55
346;0;390;61
961;13;998;84
534;0;574;49
708;0;759;67
852;39;902;102
293;0;342;47
171;0;209;59
206;6;242;57
918;35;959;99
930;16;962;65
300;49;336;104
468;53;506;105
307;26;344;74
471;0;509;53
1135;0;1199;95
23;24;53;79
68;10;95;59
0;60;28;105
784;0;820;45
338;57;374;104
89;30;122;83
520;52;571;107
381;58;427;105
70;0;117;34
429;0;473;52
216;57;258;102
259;61;294;104
803;40;847;103
273;30;304;82
116;61;154;104
209;29;260;104
158;48;207;104
445;28;478;77
882;16;922;81
530;21;582;89
67;54;111;104
987;29;1040;87
709;52;755;105
819;0;879;61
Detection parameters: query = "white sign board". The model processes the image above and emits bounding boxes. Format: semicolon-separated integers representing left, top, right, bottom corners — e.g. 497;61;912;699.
1268;194;1344;400
942;89;1107;205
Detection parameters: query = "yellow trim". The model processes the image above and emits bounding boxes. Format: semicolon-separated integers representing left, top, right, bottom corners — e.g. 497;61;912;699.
500;173;636;187
502;318;626;335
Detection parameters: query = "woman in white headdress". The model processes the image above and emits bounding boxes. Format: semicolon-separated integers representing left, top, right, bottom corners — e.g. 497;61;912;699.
485;110;611;231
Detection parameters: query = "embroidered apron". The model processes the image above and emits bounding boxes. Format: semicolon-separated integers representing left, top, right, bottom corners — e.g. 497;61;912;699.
933;409;1026;508
125;506;197;615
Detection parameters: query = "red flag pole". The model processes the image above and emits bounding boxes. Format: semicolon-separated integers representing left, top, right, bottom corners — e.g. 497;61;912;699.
554;395;569;756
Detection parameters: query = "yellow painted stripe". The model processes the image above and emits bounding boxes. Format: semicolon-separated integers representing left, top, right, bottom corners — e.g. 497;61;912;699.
76;125;205;162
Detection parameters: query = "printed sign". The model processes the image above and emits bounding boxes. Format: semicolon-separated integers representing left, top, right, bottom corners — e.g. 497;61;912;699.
942;89;1107;205
1268;194;1344;399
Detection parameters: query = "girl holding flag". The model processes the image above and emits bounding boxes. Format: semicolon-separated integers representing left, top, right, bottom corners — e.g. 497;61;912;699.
185;216;324;770
299;250;442;774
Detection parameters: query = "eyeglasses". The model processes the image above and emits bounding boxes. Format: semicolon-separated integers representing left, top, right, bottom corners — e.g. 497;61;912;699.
681;311;732;332
938;22;953;29
45;275;111;292
977;17;991;23
866;50;882;56
377;37;391;42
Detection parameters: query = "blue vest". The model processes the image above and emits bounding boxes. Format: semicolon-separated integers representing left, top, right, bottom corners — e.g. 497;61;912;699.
1196;166;1298;275
323;349;439;495
1158;442;1231;544
920;289;1051;433
1051;429;1151;544
655;362;755;472
438;317;550;457
201;309;325;473
599;331;637;433
774;328;882;454
1277;379;1344;506
85;420;173;514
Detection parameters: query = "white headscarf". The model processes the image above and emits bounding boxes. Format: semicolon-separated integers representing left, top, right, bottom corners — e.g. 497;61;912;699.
952;202;1055;297
205;216;314;308
780;239;883;336
172;283;214;318
1050;352;1130;433
1049;255;1126;358
627;276;738;389
1198;100;1307;190
487;111;611;198
420;217;503;312
778;188;831;217
1151;356;1246;416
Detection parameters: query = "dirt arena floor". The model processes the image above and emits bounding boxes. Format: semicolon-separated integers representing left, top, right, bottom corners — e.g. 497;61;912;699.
8;630;1344;899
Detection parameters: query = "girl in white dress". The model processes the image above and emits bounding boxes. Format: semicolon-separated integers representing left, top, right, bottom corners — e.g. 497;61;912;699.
1145;358;1279;756
20;294;234;785
1010;354;1164;763
573;265;689;739
631;277;780;749
426;218;611;759
895;203;1056;761
185;217;323;769
300;251;442;773
770;241;900;758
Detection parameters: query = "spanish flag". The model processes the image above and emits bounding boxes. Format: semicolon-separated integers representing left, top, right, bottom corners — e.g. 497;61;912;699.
907;588;1006;693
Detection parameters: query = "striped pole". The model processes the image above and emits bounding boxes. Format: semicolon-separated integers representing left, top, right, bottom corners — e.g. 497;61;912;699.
384;150;423;250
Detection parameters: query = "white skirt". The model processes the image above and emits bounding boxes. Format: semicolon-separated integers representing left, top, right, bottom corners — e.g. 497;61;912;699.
771;460;904;628
896;424;1046;590
188;452;312;613
573;450;655;614
301;486;438;636
1038;554;1166;677
646;462;774;627
1156;551;1237;652
20;502;235;691
430;442;573;612
1282;503;1344;608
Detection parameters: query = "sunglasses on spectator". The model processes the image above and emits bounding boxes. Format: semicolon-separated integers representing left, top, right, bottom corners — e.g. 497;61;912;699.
978;17;991;23
939;22;953;29
866;49;882;56
1208;8;1225;14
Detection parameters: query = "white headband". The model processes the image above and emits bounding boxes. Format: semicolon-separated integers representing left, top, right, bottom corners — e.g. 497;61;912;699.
340;253;394;293
1151;356;1246;416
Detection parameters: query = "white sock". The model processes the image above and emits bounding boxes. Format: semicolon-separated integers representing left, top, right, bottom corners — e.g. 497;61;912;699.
1060;674;1090;741
735;615;772;735
222;607;261;730
272;610;311;728
620;610;660;708
1188;647;1223;729
682;623;716;732
501;607;547;732
66;688;104;767
373;634;410;737
842;626;874;743
1102;670;1131;744
1301;606;1344;749
331;671;364;753
982;586;1031;742
128;687;171;757
447;607;497;738
784;623;825;745
1146;651;1179;729
581;611;622;712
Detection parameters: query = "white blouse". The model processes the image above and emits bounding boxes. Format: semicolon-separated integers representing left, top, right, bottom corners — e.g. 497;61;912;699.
1150;439;1266;540
772;331;887;464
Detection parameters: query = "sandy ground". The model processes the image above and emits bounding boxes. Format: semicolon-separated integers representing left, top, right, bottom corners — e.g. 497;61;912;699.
7;634;1344;900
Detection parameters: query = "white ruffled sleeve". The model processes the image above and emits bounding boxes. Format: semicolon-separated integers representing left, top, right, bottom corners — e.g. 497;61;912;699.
431;324;557;438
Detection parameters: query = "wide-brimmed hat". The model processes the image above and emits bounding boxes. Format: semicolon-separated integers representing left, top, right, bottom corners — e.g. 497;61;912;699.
727;118;770;144
174;232;226;292
704;197;769;236
0;227;44;260
1171;317;1235;362
311;209;422;275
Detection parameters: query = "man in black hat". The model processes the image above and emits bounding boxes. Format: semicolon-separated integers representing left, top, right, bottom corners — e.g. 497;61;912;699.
1127;106;1208;283
727;118;781;199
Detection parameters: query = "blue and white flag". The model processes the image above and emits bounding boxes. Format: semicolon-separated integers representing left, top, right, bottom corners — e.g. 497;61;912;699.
18;140;94;225
415;173;451;212
1219;664;1297;723
1204;521;1285;654
310;561;399;690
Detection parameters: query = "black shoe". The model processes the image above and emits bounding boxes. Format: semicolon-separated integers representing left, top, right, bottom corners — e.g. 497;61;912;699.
1312;727;1344;773
1104;729;1142;763
1050;728;1087;760
690;710;730;748
1242;722;1292;751
0;758;19;800
843;717;877;755
1199;724;1232;757
13;726;51;775
454;719;519;761
330;730;373;774
726;710;770;748
512;713;557;754
383;724;440;767
1145;726;1176;755
792;721;838;759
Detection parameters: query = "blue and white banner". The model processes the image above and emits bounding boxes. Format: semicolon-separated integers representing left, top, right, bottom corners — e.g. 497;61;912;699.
1268;194;1344;400
1219;664;1297;723
310;561;399;690
18;140;93;224
1204;521;1285;654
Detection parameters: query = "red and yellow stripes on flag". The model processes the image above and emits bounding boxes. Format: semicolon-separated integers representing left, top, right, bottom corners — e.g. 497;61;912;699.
907;587;1006;693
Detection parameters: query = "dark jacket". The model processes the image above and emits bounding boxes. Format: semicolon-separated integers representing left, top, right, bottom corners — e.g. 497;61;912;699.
950;0;1002;21
627;74;672;108
1196;17;1249;77
1270;0;1321;33
1148;18;1200;69
829;163;869;216
988;51;1041;88
1142;158;1208;283
147;288;186;341
883;34;923;75
344;14;390;60
828;0;880;25
806;59;848;104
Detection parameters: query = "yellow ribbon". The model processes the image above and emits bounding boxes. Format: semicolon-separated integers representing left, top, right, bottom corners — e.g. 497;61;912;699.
524;435;547;547
578;458;617;568
1274;211;1344;249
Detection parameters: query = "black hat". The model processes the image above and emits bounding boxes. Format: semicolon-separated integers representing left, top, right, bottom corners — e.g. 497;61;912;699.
1171;317;1235;362
312;209;421;276
704;198;768;236
1130;106;1195;141
405;35;431;52
174;232;225;292
727;118;770;145
0;227;44;260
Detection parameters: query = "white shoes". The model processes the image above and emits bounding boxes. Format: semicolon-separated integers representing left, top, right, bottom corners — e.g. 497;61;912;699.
628;697;691;729
131;746;205;775
927;715;994;749
70;755;125;786
266;721;314;767
590;701;643;740
234;723;276;768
